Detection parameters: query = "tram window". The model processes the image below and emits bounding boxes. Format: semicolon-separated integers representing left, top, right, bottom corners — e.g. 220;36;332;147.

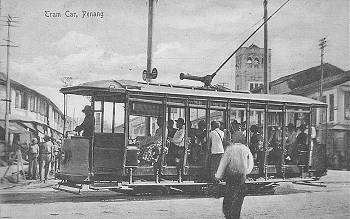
94;112;102;133
95;101;102;111
229;107;246;144
248;109;265;165
103;102;114;133
129;115;165;167
94;100;103;133
114;103;125;133
209;109;226;144
98;102;125;133
266;111;283;165
188;108;207;165
210;110;224;126
129;115;146;139
166;107;187;166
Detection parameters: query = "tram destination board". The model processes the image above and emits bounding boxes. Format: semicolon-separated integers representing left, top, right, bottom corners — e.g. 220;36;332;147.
130;101;163;117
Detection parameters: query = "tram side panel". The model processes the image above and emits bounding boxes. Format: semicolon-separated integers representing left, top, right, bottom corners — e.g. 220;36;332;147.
92;133;126;180
57;137;90;182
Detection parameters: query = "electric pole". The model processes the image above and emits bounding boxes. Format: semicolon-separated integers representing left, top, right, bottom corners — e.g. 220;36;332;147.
319;37;326;101
1;15;18;160
146;0;154;83
61;76;73;136
263;0;268;94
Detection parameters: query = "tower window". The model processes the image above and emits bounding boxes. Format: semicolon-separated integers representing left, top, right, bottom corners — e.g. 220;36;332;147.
254;58;260;65
247;57;252;64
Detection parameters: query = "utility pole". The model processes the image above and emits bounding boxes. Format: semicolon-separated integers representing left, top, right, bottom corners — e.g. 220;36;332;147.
319;37;327;101
146;0;154;83
263;0;269;94
1;15;18;160
61;76;73;136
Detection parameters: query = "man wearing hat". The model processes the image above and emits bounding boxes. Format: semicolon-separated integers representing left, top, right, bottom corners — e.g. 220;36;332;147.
296;124;308;165
28;137;39;179
74;105;95;137
169;118;185;181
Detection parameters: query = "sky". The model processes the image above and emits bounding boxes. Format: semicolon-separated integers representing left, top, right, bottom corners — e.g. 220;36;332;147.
0;0;349;118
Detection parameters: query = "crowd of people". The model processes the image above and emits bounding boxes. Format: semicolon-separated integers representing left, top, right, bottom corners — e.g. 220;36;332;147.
26;135;61;182
228;120;316;167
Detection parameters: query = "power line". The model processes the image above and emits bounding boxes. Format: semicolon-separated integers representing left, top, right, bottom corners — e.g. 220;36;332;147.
211;0;291;79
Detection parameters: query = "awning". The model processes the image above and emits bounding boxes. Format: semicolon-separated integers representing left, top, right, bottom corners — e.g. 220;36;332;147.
36;124;46;134
0;121;30;134
18;122;36;132
51;129;63;140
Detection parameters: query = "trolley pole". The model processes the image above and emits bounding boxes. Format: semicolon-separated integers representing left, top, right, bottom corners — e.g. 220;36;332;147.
263;0;269;94
319;37;326;101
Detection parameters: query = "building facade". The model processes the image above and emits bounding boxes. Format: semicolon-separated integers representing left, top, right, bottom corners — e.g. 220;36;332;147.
0;72;74;159
234;44;271;91
267;64;350;169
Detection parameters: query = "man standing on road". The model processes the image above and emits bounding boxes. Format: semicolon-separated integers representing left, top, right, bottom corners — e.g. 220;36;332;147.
28;138;39;180
215;137;254;219
40;136;53;182
209;121;224;181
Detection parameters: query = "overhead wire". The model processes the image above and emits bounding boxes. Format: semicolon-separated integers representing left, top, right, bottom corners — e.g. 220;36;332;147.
211;0;291;79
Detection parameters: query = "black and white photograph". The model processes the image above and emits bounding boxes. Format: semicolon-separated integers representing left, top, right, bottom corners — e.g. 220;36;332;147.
0;0;349;218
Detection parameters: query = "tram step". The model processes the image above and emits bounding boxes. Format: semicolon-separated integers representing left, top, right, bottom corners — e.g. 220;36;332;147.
90;181;119;189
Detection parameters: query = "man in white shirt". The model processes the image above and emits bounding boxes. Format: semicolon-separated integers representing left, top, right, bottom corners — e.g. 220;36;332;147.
215;136;254;219
209;121;224;181
169;118;185;181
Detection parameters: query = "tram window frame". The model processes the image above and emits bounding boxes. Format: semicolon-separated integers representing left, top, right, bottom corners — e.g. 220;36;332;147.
93;95;126;134
166;105;188;167
188;107;207;166
229;105;247;145
127;99;166;167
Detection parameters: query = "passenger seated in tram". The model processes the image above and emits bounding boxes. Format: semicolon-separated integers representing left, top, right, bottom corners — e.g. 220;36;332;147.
138;118;166;166
249;125;263;164
285;123;297;164
74;105;95;137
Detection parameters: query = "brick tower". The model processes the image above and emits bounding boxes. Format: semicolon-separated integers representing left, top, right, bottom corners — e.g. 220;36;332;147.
234;44;271;91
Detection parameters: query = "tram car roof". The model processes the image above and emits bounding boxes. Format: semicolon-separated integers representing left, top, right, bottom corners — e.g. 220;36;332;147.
60;79;327;108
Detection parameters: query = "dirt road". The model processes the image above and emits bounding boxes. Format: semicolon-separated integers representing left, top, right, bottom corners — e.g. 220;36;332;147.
0;170;349;219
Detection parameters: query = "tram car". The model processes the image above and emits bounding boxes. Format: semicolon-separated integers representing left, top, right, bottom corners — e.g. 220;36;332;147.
55;79;327;194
